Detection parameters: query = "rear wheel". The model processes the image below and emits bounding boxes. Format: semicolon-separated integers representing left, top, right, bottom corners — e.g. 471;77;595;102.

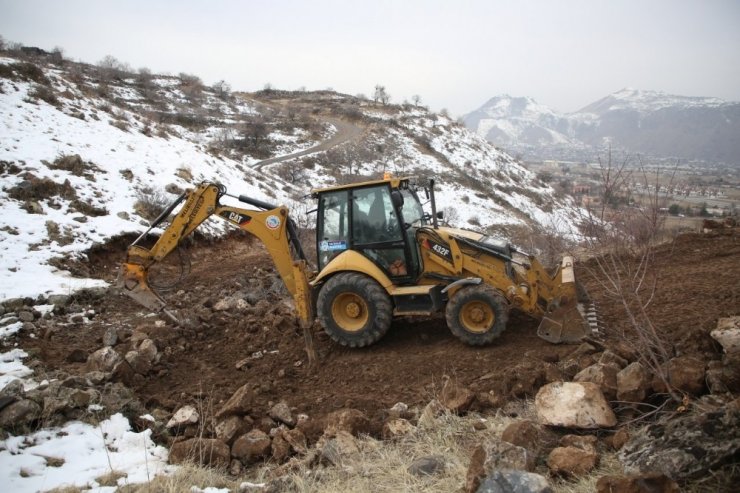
317;272;393;348
445;285;509;346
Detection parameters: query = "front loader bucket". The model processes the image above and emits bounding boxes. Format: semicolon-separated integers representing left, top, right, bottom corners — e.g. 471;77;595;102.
536;256;597;344
536;299;592;344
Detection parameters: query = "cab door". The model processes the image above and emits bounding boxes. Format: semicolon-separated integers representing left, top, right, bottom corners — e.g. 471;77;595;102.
350;185;416;281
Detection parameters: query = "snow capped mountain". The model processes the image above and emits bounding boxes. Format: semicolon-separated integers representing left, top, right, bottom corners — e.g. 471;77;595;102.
464;89;740;164
578;87;727;115
0;51;579;300
463;95;574;147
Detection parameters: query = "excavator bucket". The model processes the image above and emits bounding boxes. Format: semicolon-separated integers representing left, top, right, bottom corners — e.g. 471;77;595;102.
536;256;598;344
117;263;167;312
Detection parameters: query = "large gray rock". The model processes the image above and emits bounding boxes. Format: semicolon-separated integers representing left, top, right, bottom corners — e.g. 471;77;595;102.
619;404;740;480
475;470;552;493
535;382;617;429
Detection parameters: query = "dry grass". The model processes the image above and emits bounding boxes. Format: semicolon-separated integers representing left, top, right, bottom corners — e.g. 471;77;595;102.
118;462;242;492
255;402;535;493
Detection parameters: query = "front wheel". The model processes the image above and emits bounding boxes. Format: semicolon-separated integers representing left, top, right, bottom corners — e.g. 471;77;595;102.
316;272;393;348
445;285;509;346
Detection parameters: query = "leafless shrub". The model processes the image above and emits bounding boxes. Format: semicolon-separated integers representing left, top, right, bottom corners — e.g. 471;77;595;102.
134;187;171;222
579;153;680;401
27;85;59;106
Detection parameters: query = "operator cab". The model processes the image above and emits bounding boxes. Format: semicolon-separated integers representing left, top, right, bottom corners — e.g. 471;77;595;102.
314;177;427;283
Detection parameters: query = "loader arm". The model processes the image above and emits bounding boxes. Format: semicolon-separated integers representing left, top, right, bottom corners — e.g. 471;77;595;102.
119;182;314;327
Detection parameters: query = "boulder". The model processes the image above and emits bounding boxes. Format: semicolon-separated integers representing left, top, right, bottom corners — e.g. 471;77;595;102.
169;438;230;467
559;434;598;452
418;399;446;429
102;327;118;346
18;311;34;322
666;356;705;395
167;405;199;428
574;363;619;400
282;428;307;455
138;338;158;362
324;408;370;436
47;294;71;307
705;358;740;394
606;428;630;451
440;379;475;413
271;433;292;462
125;350;152;374
595;473;679;493
408;455;445;477
473;470;552;493
269;400;295;427
382;417;415;439
86;347;121;372
318;430;360;466
710;316;740;354
0;399;41;428
215;415;248;445
466;439;536;492
232;429;271;464
617;362;651;403
619;403;740;480
500;420;553;455
599;350;629;369
217;383;256;417
535;382;617;429
547;446;599;476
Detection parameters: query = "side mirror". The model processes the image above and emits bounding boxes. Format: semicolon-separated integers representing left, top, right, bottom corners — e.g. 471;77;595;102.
436;211;444;219
391;190;404;209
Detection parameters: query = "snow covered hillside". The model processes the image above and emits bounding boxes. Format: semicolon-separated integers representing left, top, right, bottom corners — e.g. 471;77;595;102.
0;51;579;301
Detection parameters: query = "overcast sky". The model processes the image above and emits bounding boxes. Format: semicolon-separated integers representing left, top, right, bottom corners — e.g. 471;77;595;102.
1;0;739;115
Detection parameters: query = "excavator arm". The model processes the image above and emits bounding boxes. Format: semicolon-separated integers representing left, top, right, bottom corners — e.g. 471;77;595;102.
118;182;314;327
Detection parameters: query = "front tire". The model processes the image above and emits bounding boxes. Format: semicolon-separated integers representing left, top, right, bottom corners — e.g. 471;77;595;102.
317;272;393;348
445;285;509;346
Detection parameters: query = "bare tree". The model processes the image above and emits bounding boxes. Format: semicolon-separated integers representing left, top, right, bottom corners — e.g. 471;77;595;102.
212;79;231;100
374;84;390;105
50;46;64;64
412;94;422;107
579;153;680;402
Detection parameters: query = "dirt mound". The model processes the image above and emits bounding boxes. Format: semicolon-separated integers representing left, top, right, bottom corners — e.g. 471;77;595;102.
14;228;739;434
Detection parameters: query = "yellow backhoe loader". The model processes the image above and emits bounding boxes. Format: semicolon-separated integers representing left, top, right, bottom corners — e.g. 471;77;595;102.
119;178;597;347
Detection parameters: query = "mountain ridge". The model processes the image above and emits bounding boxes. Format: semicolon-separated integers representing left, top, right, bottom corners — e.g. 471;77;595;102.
464;89;740;164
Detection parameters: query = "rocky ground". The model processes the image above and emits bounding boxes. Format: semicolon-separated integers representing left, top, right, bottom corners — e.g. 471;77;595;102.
1;227;739;492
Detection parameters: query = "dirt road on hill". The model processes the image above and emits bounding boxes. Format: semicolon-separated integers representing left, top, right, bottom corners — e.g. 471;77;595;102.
252;117;363;171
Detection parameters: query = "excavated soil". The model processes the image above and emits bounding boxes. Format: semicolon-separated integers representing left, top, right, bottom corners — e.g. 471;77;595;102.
18;228;740;426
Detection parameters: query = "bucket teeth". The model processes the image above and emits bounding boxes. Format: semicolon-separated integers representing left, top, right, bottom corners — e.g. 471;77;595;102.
578;302;602;336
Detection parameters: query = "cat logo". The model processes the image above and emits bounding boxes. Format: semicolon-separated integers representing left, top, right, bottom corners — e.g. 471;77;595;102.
219;211;251;225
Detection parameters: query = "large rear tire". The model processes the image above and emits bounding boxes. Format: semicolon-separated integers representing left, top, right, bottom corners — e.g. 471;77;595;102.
445;285;509;346
317;272;393;348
